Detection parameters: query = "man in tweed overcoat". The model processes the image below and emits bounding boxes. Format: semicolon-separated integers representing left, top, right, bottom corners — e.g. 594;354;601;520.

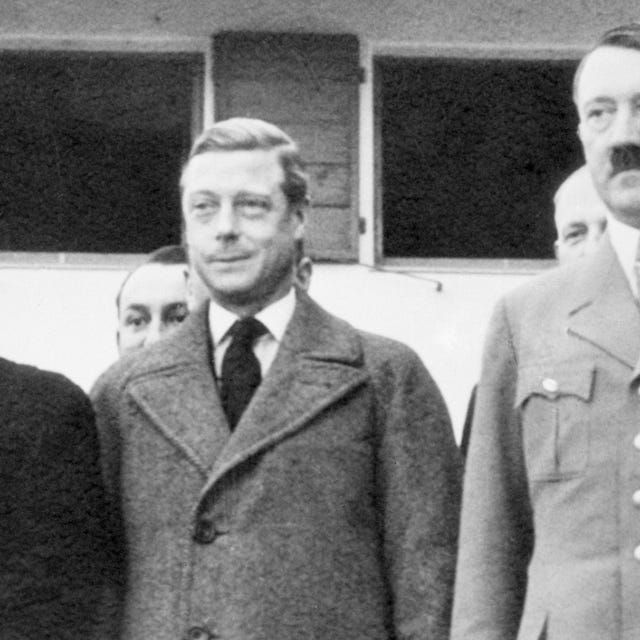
92;118;462;640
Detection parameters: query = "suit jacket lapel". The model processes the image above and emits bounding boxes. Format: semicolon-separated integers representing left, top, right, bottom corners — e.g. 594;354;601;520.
567;234;640;371
205;291;369;491
127;303;230;475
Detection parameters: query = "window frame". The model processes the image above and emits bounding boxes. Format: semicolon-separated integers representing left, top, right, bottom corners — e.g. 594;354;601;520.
0;34;212;268
360;41;588;272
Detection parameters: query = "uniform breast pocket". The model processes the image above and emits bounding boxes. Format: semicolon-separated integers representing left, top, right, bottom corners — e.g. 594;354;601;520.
516;363;595;481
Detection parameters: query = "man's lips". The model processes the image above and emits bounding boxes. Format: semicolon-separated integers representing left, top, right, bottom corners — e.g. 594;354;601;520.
208;254;252;263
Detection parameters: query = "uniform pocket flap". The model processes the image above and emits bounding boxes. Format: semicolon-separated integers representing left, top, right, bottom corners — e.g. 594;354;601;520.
515;363;595;408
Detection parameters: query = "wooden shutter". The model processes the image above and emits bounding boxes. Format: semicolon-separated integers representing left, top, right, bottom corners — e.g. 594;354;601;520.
213;32;360;261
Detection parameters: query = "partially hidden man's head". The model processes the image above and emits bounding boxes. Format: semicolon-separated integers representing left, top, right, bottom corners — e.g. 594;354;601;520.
180;118;309;316
574;23;640;228
553;165;609;265
116;245;190;356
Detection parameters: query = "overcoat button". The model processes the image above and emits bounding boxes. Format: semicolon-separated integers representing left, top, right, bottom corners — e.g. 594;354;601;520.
633;490;640;506
193;519;217;544
542;378;559;393
634;434;640;451
634;546;640;562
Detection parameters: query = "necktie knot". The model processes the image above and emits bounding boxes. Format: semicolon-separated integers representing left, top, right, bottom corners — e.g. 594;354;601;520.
229;317;268;344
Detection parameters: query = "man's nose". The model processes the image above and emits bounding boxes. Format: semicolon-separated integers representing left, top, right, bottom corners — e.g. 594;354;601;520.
583;226;605;257
609;105;640;144
143;317;163;346
215;200;239;238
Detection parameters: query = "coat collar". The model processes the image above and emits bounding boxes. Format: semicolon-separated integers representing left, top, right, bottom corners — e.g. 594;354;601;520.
125;292;369;485
203;290;367;491
565;233;640;372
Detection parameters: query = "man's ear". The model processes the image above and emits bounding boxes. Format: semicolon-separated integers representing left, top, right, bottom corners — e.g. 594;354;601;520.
553;240;560;260
293;198;308;239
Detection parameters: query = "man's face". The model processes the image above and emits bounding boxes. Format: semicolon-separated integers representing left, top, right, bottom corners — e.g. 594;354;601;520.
181;149;303;314
554;201;608;265
117;263;189;356
577;46;640;228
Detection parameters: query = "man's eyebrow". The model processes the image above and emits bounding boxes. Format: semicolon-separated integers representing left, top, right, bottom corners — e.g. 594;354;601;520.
161;301;188;311
582;96;616;106
234;190;272;199
562;222;587;234
188;190;218;198
122;303;151;313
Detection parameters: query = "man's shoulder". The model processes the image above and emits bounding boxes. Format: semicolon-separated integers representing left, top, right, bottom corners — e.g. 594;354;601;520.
93;305;207;397
496;259;592;329
0;358;92;430
0;356;84;399
300;293;428;375
507;260;580;306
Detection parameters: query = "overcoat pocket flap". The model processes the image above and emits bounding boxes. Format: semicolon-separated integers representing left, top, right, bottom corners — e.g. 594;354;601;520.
515;363;595;408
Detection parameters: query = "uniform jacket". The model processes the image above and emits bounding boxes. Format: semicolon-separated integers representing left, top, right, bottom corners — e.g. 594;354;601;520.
452;234;640;640
0;357;118;639
92;290;462;640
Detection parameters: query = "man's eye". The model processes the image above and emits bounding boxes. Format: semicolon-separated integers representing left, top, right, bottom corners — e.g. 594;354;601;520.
564;229;586;245
191;201;217;219
125;314;147;329
166;305;189;325
586;106;614;130
236;197;270;217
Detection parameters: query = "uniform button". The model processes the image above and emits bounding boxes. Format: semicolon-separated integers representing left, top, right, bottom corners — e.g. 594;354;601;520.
542;378;558;393
186;626;212;640
633;490;640;506
193;519;218;544
634;546;640;562
634;434;640;451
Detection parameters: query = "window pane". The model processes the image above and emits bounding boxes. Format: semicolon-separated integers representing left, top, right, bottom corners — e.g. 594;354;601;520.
377;57;583;259
0;52;201;253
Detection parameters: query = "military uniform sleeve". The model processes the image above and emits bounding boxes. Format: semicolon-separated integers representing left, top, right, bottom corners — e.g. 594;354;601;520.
451;297;534;640
370;341;462;640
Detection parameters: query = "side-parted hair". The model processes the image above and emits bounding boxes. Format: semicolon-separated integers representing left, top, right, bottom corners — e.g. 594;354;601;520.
115;244;188;311
573;22;640;103
180;117;309;210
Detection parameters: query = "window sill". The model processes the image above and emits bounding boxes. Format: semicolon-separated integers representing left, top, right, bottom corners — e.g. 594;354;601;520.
0;252;146;270
379;257;557;275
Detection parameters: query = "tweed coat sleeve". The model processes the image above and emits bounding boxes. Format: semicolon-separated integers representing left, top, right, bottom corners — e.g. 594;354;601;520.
366;337;463;640
451;297;534;640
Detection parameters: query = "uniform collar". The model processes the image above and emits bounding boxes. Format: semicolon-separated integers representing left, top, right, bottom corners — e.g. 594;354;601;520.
606;212;640;297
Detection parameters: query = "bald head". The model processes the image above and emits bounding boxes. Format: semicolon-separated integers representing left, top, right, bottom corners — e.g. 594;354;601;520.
553;166;609;265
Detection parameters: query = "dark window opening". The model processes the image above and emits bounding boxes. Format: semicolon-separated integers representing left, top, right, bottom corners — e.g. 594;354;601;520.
0;51;202;253
377;57;584;259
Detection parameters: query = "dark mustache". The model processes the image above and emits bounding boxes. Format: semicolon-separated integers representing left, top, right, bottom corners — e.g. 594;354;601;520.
610;144;640;175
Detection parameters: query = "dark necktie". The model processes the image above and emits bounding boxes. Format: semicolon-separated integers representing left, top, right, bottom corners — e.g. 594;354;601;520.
220;317;268;430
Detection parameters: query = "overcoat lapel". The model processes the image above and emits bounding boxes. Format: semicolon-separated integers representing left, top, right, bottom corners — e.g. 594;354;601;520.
127;303;230;475
567;234;640;372
203;291;369;493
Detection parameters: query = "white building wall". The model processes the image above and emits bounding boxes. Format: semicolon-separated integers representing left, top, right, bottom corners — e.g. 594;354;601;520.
0;264;533;438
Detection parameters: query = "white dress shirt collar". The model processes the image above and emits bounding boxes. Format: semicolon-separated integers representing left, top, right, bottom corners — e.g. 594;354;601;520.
606;213;640;297
208;287;297;377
